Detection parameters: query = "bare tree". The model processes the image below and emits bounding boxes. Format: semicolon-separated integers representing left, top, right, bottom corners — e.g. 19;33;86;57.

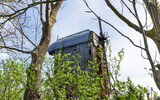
0;0;63;99
84;0;160;90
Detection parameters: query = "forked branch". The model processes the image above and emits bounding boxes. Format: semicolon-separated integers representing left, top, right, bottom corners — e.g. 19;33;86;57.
105;0;154;39
84;0;145;51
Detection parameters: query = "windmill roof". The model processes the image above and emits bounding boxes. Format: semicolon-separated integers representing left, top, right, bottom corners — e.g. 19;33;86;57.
48;29;98;55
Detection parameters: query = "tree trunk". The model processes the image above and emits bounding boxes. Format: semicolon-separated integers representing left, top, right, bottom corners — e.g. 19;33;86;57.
24;23;52;100
23;1;63;99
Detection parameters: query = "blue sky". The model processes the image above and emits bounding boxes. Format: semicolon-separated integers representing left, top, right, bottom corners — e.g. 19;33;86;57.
50;0;159;94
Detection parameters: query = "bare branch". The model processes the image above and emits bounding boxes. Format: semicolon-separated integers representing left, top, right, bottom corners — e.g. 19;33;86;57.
84;0;99;18
0;32;7;47
40;0;44;24
0;2;16;12
143;3;149;28
0;0;63;27
121;0;136;17
102;18;146;50
84;0;145;51
105;0;154;39
140;40;148;60
133;0;159;89
10;20;36;47
0;46;31;54
154;51;157;63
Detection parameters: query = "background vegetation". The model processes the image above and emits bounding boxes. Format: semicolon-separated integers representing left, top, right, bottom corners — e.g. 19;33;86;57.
0;45;158;99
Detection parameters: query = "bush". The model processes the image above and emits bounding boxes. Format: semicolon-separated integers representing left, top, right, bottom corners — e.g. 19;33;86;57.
0;58;29;100
41;53;104;99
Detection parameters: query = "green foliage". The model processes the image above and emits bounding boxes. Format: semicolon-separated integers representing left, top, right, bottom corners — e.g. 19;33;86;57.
113;77;148;100
41;52;103;99
0;57;29;100
0;44;153;99
107;43;148;100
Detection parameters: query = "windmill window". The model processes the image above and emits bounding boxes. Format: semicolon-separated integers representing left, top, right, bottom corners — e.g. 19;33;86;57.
74;49;76;55
89;49;91;55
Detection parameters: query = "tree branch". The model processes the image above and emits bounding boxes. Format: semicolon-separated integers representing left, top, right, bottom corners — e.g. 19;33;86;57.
133;0;156;70
101;18;146;51
121;0;136;17
0;0;63;27
0;46;31;54
10;20;36;47
46;0;50;26
84;0;145;51
50;0;63;26
133;0;160;89
0;32;7;48
139;40;148;60
105;0;154;39
40;0;44;24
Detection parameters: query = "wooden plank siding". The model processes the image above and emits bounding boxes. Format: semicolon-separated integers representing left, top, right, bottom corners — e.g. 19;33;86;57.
54;42;94;71
51;30;103;72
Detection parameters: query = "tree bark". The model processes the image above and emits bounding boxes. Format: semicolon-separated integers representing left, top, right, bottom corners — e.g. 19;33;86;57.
23;24;52;100
23;1;63;100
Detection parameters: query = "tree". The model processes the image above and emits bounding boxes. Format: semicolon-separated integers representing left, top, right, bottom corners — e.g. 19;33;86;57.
84;0;160;90
0;0;63;99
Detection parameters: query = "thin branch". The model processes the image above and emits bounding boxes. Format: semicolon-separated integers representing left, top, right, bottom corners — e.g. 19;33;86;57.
140;40;148;60
98;17;104;37
0;32;14;39
143;3;148;28
128;0;133;3
0;0;62;18
102;19;146;50
0;0;63;27
0;46;31;54
121;0;136;17
0;2;16;12
154;51;157;63
110;73;119;98
0;8;27;28
10;20;36;47
133;0;158;87
120;0;124;14
84;0;99;18
0;32;7;47
105;0;154;39
84;0;145;51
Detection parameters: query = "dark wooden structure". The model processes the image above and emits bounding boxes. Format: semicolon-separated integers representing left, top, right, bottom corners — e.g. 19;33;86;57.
48;29;100;70
48;29;109;98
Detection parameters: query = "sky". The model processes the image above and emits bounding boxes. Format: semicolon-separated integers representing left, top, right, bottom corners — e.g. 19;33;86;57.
50;0;160;95
0;0;159;96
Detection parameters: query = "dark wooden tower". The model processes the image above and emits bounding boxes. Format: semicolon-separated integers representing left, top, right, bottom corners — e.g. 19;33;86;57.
48;29;109;98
